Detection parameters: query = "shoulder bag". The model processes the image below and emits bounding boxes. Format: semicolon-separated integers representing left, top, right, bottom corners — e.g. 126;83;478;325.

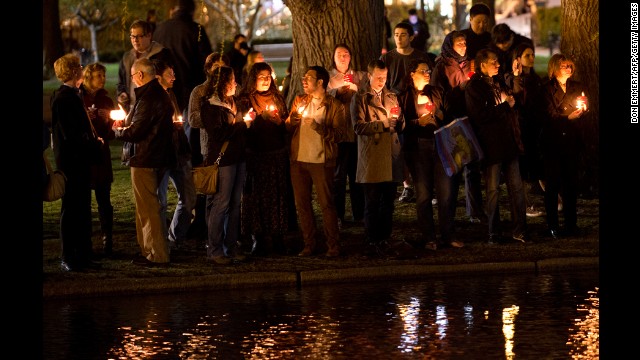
43;151;67;202
192;141;229;195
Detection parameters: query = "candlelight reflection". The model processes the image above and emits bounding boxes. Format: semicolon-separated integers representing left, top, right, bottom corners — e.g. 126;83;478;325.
502;305;519;359
568;287;599;359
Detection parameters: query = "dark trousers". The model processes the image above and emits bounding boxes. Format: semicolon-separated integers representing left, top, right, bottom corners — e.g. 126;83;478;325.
333;142;364;221
93;182;113;237
405;139;459;244
362;182;397;244
464;162;485;219
60;166;94;266
543;155;578;231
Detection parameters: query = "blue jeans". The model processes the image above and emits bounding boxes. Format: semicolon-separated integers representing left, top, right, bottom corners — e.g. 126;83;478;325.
483;158;527;237
158;160;197;245
405;138;460;244
206;162;246;258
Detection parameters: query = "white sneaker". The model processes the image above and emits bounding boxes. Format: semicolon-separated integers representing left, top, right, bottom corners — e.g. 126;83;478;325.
526;206;543;217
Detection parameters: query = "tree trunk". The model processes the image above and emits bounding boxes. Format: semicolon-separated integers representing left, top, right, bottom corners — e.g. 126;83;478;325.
43;0;64;80
561;0;599;196
283;0;384;106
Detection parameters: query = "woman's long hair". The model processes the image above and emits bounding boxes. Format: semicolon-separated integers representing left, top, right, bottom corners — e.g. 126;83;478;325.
204;65;234;102
240;62;279;96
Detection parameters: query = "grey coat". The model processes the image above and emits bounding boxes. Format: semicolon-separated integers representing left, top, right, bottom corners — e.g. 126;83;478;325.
350;86;405;183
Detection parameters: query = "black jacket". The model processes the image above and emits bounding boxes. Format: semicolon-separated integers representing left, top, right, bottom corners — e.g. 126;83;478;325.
538;77;585;159
115;79;176;169
50;85;99;173
465;74;523;166
398;85;447;151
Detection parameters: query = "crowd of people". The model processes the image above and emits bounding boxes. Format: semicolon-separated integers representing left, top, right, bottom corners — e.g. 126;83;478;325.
44;2;588;271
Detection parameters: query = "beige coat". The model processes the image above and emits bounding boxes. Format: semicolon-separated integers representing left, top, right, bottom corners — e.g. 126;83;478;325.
350;86;405;183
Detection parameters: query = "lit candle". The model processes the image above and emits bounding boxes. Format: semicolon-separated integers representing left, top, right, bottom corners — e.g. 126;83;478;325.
576;92;588;111
297;106;305;115
390;106;400;118
424;101;435;114
109;104;126;121
243;107;255;121
174;115;183;123
467;71;475;79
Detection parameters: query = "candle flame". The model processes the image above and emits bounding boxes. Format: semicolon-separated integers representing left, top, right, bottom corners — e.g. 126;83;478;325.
110;104;126;121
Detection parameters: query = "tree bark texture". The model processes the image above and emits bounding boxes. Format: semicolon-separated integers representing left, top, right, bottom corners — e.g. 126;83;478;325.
284;0;384;105
43;0;64;80
561;0;599;195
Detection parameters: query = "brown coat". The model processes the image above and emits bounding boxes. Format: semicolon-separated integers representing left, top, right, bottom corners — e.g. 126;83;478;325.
285;93;346;167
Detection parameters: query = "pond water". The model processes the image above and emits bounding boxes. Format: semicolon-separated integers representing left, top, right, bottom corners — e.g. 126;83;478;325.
43;269;598;359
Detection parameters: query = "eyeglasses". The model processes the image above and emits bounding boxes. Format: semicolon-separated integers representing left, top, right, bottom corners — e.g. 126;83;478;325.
415;69;432;75
302;76;317;82
130;34;147;40
130;71;142;79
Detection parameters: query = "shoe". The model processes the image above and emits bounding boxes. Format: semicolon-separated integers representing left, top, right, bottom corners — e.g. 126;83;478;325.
325;249;340;257
548;229;560;240
131;255;154;267
424;242;437;251
526;206;543;217
210;256;232;265
449;240;465;248
487;234;500;245
431;198;438;205
398;187;415;203
60;261;76;272
231;253;247;262
363;242;382;257
298;247;313;257
469;217;482;224
102;235;113;256
512;233;527;243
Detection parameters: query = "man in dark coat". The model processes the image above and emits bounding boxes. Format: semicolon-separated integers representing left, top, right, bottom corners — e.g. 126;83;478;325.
465;49;528;245
113;58;176;267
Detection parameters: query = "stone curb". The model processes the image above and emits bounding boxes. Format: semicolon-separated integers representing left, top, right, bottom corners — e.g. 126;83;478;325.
43;257;598;299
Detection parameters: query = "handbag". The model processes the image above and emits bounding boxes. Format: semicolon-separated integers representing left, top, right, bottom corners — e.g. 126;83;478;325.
434;116;484;177
192;141;229;195
43;151;67;202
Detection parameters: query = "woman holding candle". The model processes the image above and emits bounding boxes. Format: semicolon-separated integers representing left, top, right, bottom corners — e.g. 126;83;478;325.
398;58;463;251
327;43;368;227
80;62;116;256
538;54;586;239
431;30;486;226
237;62;291;256
200;65;252;265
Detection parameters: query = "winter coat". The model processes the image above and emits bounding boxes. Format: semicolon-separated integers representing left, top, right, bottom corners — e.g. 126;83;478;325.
200;95;248;167
465;73;523;166
286;93;346;167
351;86;405;183
114;78;176;169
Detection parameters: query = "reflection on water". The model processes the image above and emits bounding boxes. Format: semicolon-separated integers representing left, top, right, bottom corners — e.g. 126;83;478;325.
43;270;598;359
